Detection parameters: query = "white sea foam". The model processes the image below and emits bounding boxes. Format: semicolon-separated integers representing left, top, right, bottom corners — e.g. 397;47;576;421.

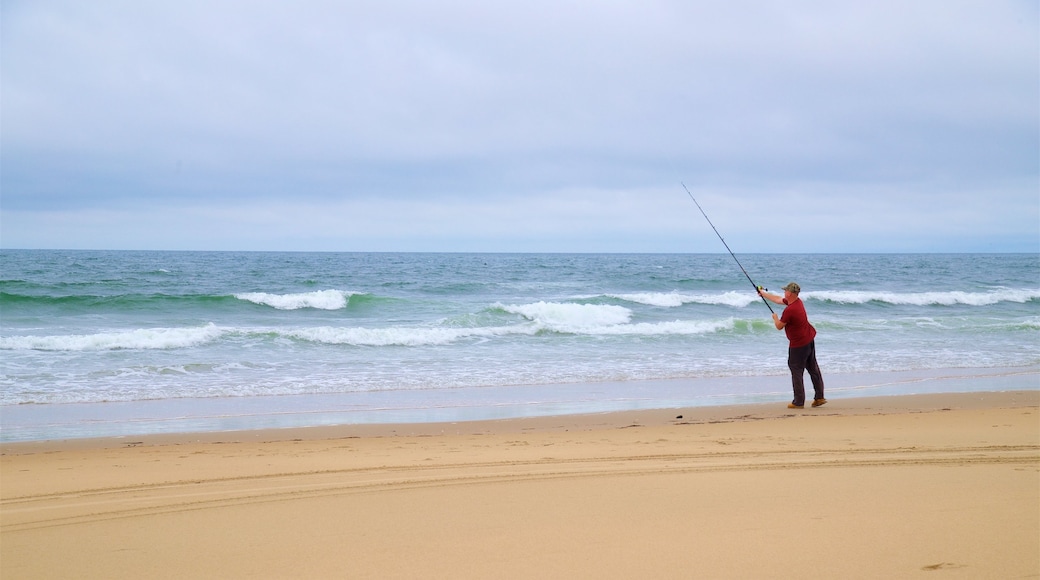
577;318;735;336
283;325;526;347
235;289;356;310
610;291;754;308
809;288;1040;306
492;301;742;336
499;301;632;332
0;323;224;351
283;315;733;346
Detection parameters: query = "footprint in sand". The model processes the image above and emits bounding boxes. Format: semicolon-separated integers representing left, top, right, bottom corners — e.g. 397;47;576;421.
921;562;965;571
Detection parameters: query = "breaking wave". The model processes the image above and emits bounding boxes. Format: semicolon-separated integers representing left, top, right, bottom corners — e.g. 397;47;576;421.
809;288;1040;306
0;324;225;351
607;291;754;308
605;288;1040;308
498;301;632;330
234;290;363;310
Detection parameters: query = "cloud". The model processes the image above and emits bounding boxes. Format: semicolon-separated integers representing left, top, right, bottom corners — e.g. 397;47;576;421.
2;1;1037;251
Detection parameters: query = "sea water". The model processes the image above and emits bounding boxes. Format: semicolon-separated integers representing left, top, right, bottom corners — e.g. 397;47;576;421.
1;251;1037;440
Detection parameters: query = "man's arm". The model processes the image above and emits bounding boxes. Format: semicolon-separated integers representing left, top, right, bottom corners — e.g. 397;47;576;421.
758;289;785;305
757;289;786;330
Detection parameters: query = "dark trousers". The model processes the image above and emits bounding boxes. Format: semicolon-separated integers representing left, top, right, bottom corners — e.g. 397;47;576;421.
788;340;824;406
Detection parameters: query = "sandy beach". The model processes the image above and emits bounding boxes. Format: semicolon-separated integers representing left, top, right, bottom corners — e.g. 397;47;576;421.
2;390;1038;579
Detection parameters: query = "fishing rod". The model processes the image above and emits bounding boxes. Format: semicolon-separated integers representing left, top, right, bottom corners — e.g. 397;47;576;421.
681;182;774;314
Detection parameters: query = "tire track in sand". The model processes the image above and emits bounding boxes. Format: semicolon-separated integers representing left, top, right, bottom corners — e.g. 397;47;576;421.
3;444;1037;532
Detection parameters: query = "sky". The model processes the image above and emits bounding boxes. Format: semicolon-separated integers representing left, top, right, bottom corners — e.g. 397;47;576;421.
2;1;1038;253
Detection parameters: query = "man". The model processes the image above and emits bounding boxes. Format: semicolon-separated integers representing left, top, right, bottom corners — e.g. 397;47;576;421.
759;282;826;409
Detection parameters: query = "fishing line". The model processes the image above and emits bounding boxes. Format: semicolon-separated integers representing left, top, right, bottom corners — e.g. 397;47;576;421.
681;182;775;314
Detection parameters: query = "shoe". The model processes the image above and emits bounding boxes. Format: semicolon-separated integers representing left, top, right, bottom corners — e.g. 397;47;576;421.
812;398;827;407
787;403;804;409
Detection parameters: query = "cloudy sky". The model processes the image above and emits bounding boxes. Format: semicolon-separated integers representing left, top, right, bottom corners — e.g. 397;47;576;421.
2;1;1037;252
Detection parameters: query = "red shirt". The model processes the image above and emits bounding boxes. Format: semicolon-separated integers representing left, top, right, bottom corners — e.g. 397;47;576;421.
781;297;817;348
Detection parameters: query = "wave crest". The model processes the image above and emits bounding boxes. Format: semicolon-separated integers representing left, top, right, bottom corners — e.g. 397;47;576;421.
809;288;1040;306
0;323;224;351
234;290;360;310
609;291;754;308
284;325;523;347
497;301;632;332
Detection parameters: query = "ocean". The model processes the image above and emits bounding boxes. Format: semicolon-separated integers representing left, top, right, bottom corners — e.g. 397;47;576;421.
1;250;1037;441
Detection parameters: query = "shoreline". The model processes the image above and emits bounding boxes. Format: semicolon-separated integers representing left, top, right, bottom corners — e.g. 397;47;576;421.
3;389;1036;453
3;365;1037;444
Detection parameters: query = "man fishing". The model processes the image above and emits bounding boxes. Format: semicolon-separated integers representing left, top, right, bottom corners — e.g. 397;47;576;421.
680;184;827;409
758;283;826;409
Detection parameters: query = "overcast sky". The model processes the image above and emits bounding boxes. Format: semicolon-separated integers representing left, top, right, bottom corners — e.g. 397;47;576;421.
2;1;1037;252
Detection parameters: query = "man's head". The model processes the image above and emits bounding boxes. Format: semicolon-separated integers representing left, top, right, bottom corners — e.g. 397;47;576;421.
782;282;801;295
